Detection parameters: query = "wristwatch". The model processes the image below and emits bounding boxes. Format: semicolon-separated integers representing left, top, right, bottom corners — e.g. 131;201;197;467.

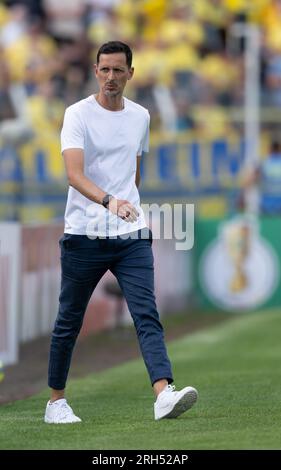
102;194;113;208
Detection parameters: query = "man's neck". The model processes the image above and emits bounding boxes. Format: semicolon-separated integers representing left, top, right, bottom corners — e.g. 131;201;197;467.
95;93;124;111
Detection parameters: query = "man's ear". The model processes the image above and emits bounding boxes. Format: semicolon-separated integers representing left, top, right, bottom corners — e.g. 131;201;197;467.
128;67;134;80
94;64;98;76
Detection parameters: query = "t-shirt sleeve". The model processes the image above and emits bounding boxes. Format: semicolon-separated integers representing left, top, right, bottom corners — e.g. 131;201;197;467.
137;112;150;155
61;106;85;153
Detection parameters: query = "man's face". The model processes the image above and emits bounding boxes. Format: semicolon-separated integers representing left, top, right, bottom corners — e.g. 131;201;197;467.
94;53;134;97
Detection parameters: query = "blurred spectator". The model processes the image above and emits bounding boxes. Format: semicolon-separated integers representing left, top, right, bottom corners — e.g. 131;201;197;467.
265;54;281;107
2;13;58;85
260;0;281;53
43;0;86;41
0;3;27;47
0;47;32;146
3;0;45;19
25;80;64;135
61;64;87;106
198;51;241;106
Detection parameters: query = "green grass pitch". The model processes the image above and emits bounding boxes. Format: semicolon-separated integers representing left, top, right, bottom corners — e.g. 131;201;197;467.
1;309;281;450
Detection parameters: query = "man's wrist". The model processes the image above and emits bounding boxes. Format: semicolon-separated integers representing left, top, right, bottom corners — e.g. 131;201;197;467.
102;194;113;208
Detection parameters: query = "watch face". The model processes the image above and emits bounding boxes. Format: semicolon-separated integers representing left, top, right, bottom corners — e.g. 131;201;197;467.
103;194;112;207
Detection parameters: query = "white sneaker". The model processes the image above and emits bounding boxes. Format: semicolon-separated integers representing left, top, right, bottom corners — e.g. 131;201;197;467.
154;384;198;420
44;398;81;424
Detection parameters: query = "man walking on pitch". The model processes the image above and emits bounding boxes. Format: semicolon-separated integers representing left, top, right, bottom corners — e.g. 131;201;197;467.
44;41;198;424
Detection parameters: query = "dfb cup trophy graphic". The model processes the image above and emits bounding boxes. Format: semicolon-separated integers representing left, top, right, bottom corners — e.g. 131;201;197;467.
224;222;250;293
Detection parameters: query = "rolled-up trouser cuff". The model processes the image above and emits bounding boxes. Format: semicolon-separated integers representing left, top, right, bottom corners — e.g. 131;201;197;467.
151;374;174;387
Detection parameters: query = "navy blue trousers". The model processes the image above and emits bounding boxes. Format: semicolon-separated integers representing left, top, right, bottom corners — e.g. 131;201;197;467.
48;228;173;390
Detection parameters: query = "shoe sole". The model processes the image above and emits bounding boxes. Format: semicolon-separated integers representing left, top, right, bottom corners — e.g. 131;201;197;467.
44;418;82;424
159;388;198;420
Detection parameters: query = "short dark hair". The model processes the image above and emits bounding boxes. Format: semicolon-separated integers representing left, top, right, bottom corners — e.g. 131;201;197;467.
97;41;133;68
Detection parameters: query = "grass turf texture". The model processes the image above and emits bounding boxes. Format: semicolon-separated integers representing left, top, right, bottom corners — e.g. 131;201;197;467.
0;309;280;450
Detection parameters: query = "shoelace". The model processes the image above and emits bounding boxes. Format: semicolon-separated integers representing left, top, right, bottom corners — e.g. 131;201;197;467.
157;384;176;405
53;401;74;419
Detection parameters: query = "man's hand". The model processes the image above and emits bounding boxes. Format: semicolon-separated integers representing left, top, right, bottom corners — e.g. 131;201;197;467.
108;197;139;223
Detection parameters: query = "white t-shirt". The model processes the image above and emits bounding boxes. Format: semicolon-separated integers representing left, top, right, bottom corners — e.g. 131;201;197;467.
61;95;150;236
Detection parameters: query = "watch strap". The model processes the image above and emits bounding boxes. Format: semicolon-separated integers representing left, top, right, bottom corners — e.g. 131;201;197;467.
102;194;113;208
